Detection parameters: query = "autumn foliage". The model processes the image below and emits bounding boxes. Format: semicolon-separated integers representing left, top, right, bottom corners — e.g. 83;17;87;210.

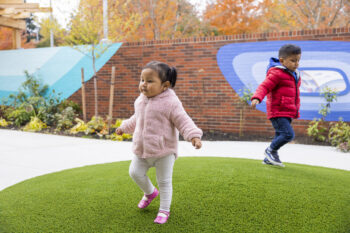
259;0;350;31
64;0;209;43
203;0;262;35
1;0;350;49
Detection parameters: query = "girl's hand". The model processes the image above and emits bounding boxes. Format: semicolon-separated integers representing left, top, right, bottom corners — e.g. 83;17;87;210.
251;99;260;109
191;138;202;149
115;128;123;135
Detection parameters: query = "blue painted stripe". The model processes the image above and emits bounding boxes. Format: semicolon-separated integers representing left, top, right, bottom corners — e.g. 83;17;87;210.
217;40;350;121
48;43;122;99
0;43;122;101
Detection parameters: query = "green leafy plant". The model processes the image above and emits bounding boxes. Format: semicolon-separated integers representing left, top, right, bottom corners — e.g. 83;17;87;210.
307;87;338;142
70;117;109;137
307;119;328;142
107;132;133;141
70;118;88;135
58;100;82;115
55;107;77;131
0;105;10;119
111;119;123;128
6;108;31;127
86;116;108;136
2;71;81;129
106;119;132;141
6;71;49;108
319;87;338;120
0;118;10;127
328;118;350;152
23;116;47;132
237;87;253;137
238;86;253;105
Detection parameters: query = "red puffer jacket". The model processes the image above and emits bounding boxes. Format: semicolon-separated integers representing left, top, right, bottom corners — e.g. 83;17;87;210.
251;67;301;119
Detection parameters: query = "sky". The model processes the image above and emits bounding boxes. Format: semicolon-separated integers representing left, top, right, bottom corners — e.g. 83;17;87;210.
27;0;209;29
27;0;80;28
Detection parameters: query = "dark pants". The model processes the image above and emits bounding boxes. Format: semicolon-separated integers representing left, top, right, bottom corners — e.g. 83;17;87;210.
269;117;295;151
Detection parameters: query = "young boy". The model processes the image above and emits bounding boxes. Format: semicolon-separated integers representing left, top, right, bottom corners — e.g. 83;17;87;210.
251;44;302;167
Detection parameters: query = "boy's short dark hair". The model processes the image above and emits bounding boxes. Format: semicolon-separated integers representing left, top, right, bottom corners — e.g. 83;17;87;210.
278;44;301;59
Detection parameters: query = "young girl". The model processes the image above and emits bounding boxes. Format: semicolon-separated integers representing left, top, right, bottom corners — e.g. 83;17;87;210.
116;61;202;224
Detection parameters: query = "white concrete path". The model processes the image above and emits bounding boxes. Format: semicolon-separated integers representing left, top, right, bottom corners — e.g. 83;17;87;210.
1;129;349;191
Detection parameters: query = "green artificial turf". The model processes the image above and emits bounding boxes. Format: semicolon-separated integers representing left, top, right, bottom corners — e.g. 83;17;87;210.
0;157;349;233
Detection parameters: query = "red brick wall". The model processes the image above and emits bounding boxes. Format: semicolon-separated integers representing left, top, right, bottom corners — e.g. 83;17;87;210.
69;27;350;140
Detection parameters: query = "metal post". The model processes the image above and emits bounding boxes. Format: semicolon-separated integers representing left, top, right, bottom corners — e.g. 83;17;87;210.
50;0;54;47
103;0;108;40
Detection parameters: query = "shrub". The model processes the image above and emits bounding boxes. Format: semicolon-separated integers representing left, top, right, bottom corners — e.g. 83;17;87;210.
6;108;32;127
107;119;133;141
237;87;253;138
0;105;10;119
70;118;88;134
55;107;77;131
307;86;337;143
6;71;49;108
238;86;253;105
58;100;82;115
107;132;133;141
319;87;337;120
86;116;108;136
307;119;328;142
329;118;350;152
0;118;10;127
2;71;81;128
23;116;47;132
111;119;123;128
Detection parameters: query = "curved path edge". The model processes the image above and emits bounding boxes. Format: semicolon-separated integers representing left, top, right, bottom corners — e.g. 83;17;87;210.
1;129;349;191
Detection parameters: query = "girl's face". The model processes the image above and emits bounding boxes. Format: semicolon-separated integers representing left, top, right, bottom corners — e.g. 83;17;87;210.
139;68;169;98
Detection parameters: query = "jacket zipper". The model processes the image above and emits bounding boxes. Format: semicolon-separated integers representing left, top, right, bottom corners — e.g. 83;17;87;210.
287;68;299;118
295;78;298;118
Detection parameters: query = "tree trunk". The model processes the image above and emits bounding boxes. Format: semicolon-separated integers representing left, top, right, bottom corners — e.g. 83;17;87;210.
150;0;160;39
81;68;87;122
108;66;115;133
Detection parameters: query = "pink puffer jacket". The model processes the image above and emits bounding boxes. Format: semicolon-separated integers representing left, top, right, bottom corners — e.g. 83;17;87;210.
120;89;203;159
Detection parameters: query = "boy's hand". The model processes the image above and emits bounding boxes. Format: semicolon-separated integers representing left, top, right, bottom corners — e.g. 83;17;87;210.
191;138;202;149
251;99;260;109
115;128;123;135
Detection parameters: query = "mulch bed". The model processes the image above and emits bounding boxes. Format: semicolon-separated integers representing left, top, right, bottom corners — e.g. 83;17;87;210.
1;126;330;146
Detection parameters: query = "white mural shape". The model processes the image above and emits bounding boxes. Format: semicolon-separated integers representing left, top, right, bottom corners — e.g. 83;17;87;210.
217;41;350;121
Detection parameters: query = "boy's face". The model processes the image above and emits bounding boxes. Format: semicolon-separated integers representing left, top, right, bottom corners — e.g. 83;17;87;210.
280;54;301;72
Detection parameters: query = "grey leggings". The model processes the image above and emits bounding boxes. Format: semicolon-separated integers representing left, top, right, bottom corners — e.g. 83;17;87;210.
129;154;175;212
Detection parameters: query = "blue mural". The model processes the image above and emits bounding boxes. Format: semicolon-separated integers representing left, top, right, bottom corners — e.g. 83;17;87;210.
217;41;350;121
0;43;122;101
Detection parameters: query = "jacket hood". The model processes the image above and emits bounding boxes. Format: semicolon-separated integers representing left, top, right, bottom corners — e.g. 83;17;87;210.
266;57;284;72
267;57;300;82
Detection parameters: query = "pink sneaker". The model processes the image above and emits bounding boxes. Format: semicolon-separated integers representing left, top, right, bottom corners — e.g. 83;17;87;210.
154;210;170;224
138;188;159;209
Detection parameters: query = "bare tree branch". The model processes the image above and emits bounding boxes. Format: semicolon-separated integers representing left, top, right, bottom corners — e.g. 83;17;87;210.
291;0;312;28
314;0;323;28
329;0;344;27
289;1;308;28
